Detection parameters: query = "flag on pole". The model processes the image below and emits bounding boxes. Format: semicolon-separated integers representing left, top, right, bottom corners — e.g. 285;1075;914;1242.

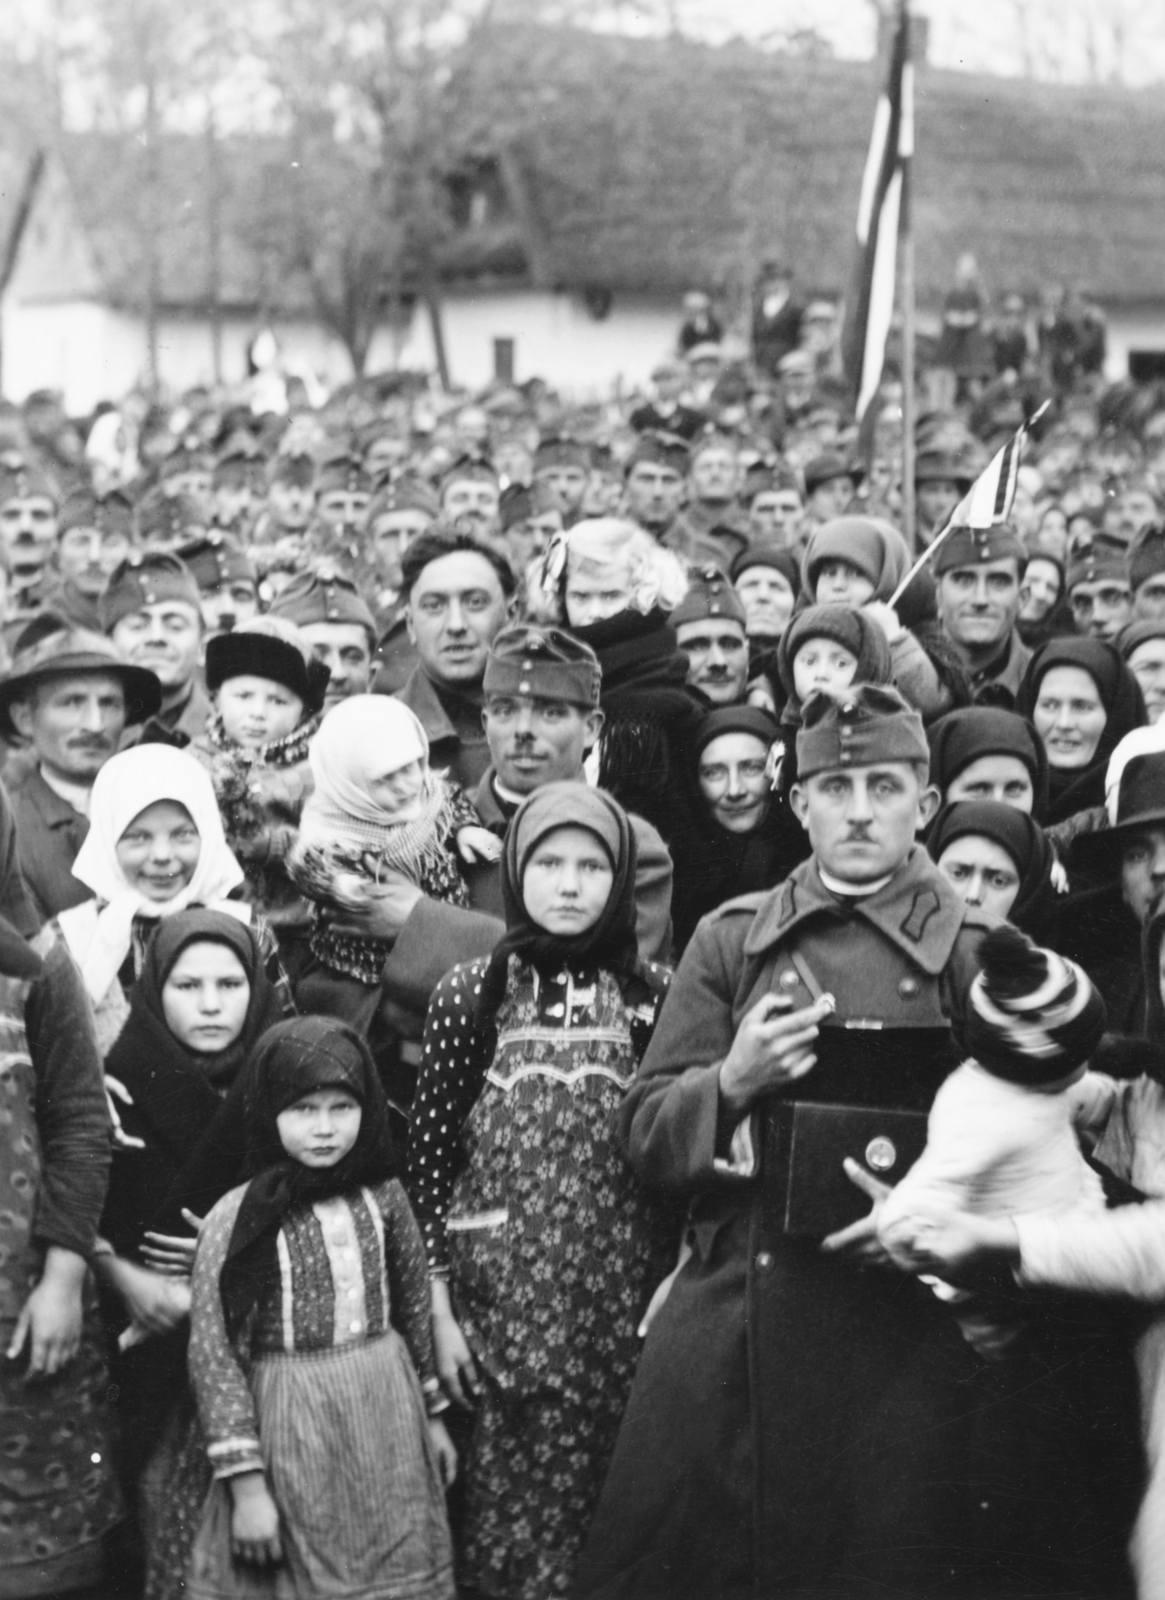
888;401;1050;606
841;3;913;421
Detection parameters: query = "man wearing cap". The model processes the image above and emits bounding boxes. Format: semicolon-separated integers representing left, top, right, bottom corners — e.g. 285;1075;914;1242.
1130;524;1165;624
629;362;705;442
577;685;990;1600
159;444;213;518
269;571;378;711
745;465;805;549
259;453;315;541
752;262;804;377
775;349;816;431
915;450;974;549
666;435;750;570
498;481;562;578
1;615;161;920
391;526;515;789
1067;544;1133;642
439;457;501;541
671;567;751;706
0;452;60;616
41;489;134;631
135;487;208;554
935;523;1031;707
102;552;211;748
178;532;260;638
622;433;688;541
306;453;374;575
802;452;861;528
532;437;590;527
210;440;266;535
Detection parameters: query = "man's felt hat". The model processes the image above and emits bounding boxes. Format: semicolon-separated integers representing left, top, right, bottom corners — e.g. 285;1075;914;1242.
101;551;202;632
796;683;928;778
803;453;864;496
1075;750;1165;868
483;624;601;709
0;612;161;737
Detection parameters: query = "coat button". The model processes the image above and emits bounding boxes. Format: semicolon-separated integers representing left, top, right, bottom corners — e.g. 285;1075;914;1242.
898;977;920;998
779;969;799;990
755;1251;774;1272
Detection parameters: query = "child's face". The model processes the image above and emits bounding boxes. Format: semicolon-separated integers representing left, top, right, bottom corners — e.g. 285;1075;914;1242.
116;799;202;901
217;675;305;748
792;637;859;702
276;1088;362;1168
369;758;426;817
814;559;875;607
521;825;614;936
162;940;251;1054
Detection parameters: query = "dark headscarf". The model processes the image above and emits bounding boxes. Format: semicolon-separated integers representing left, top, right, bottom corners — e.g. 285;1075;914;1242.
221;1017;400;1340
1018;552;1074;650
1016;637;1147;825
775;605;893;715
0;778;43;979
927;799;1057;940
474;781;646;1031
927;706;1050;821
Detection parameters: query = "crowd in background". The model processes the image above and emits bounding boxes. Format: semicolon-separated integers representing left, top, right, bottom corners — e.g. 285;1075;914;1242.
7;261;1165;1600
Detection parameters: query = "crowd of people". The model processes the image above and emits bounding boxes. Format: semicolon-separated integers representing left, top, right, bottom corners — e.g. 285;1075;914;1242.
7;285;1165;1600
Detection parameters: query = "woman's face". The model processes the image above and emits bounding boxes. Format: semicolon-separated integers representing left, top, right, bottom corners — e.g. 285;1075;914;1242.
792;638;858;704
369;758;426;815
216;675;305;749
946;754;1035;813
698;732;771;834
936;835;1021;920
161;942;251;1055
1032;665;1107;770
1019;558;1062;622
734;567;795;640
564;562;634;628
276;1089;362;1168
115;800;202;901
814;559;875;608
1035;507;1068;561
521;825;614;935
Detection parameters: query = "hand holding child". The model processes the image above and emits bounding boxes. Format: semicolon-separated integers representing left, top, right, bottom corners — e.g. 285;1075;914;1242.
456;825;503;865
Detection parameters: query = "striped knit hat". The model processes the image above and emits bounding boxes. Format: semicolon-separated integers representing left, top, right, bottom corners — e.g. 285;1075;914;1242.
962;925;1106;1087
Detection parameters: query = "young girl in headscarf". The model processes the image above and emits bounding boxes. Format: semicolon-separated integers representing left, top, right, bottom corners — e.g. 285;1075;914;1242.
95;911;286;1600
288;694;499;988
405;781;675;1600
187;1017;456;1600
57;744;276;1053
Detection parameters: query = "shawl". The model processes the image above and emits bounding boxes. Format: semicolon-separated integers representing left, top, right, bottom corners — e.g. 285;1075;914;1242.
220;1017;400;1340
927;799;1057;940
59;744;248;1004
927;705;1050;820
474;781;649;1031
1016;637;1147;826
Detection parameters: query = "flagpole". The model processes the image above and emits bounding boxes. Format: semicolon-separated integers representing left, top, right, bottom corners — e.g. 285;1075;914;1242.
898;0;917;553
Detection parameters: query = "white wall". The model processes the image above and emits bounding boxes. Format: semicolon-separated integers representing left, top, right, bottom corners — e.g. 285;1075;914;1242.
1102;304;1165;381
388;289;678;396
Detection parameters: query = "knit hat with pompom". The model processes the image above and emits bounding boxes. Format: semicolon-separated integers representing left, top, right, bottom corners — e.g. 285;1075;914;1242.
962;924;1106;1086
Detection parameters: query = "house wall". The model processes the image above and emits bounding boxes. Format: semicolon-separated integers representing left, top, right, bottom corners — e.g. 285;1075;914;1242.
1103;304;1165;382
389;289;679;396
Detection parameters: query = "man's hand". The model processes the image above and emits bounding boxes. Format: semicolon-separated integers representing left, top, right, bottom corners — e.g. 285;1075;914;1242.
718;993;834;1116
821;1159;896;1265
7;1247;86;1376
328;870;424;942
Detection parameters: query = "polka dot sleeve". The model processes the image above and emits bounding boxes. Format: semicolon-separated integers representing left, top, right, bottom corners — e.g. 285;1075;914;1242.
404;957;492;1277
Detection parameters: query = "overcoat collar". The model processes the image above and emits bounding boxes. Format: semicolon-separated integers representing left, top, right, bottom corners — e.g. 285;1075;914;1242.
742;845;969;976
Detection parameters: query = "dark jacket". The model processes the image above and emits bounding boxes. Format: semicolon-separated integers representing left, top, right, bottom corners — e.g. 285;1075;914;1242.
120;678;213;751
8;764;90;923
394;664;491;792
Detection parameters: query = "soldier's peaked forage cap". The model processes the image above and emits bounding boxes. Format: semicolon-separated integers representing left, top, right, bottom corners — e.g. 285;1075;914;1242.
268;570;376;633
671;565;747;628
932;523;1025;575
178;531;255;592
796;683;928;778
100;551;202;632
484;624;601;708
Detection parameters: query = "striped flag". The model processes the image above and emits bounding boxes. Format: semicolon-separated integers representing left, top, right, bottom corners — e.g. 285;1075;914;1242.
841;3;913;420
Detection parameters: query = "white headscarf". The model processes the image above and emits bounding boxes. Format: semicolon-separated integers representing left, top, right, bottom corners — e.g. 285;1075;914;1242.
297;695;442;857
58;744;248;1003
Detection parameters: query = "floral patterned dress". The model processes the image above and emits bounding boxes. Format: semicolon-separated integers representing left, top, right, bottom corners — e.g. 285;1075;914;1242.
406;955;674;1600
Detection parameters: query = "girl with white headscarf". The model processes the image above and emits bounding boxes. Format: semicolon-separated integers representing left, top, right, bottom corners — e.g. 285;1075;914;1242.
289;696;497;989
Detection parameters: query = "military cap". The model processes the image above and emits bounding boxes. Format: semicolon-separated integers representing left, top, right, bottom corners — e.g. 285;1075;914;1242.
268;569;376;636
915;449;974;490
671;564;748;629
267;453;316;489
804;452;864;496
1066;541;1129;593
483;624;601;708
159;444;212;482
0;612;161;736
213;435;266;487
499;481;559;532
314;452;373;498
440;453;498;491
58;488;134;541
932;523;1026;576
177;531;256;593
100;551;202;632
0;451;58;507
533;436;590;472
624;430;690;478
796;683;928;779
135;487;206;547
366;477;440;524
1129;523;1165;592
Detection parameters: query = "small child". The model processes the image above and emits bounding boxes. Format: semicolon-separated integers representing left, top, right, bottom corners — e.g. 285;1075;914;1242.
777;605;893;717
187;1015;456;1600
197;617;329;927
878;924;1111;1350
288;695;500;986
